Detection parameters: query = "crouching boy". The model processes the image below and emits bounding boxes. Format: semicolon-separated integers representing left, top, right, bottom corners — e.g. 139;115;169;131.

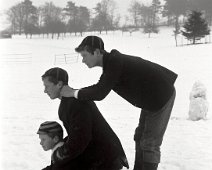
37;121;67;170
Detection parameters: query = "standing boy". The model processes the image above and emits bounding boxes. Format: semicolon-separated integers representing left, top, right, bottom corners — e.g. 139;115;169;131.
41;67;129;170
60;36;177;170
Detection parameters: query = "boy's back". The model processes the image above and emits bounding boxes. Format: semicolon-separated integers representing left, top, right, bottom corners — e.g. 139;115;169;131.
58;97;128;169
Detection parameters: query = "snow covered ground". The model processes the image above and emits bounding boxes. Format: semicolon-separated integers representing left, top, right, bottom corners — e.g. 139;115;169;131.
0;28;212;170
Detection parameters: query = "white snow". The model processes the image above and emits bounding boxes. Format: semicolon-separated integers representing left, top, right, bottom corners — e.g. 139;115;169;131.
0;28;212;170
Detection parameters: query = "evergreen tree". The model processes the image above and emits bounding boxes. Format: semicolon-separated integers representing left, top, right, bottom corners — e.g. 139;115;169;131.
182;10;210;44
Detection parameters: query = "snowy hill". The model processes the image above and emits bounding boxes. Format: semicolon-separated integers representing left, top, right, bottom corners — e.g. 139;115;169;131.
0;28;212;170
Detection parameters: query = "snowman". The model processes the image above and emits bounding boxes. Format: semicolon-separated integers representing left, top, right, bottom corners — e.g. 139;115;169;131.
188;81;209;121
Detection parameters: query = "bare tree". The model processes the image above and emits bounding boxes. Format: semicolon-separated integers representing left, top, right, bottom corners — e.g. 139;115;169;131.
92;0;117;34
128;0;142;27
7;3;25;34
22;0;38;38
151;0;162;29
76;6;90;36
63;2;90;36
142;0;161;38
163;0;188;46
6;7;17;34
64;1;78;35
38;2;64;38
6;0;38;36
138;4;152;27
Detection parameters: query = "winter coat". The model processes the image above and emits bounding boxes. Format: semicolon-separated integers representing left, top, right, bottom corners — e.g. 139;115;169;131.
77;50;178;112
50;97;129;170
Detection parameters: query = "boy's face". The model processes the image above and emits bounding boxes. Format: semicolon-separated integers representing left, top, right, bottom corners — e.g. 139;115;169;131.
80;50;99;68
39;134;56;151
42;77;62;99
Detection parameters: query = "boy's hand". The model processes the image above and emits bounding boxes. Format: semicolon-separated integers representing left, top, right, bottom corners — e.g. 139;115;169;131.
60;85;75;97
52;147;69;163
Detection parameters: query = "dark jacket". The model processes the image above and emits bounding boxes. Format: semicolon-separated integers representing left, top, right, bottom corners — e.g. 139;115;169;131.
78;50;178;111
49;97;128;170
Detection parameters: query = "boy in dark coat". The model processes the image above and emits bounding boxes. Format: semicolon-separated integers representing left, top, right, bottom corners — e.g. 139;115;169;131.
60;36;178;170
41;67;129;170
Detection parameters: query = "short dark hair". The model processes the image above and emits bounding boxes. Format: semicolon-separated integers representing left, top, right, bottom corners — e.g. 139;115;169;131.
75;36;105;54
78;45;106;55
47;131;63;141
42;67;68;85
37;121;63;141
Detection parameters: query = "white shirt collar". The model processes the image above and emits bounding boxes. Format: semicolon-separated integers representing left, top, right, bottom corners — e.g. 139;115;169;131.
51;141;64;155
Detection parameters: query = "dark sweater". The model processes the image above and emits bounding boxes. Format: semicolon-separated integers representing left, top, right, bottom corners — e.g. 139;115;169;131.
78;50;177;111
55;97;128;169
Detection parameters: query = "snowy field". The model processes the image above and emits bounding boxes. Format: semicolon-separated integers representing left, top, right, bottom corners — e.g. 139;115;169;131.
0;28;212;170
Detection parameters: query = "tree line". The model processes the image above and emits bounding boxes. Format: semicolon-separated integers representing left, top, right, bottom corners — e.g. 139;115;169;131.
5;0;212;38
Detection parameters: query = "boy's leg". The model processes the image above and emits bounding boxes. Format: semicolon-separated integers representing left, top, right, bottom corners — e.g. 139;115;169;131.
134;141;158;170
134;110;145;170
134;141;143;170
134;89;176;170
134;110;158;170
142;160;158;170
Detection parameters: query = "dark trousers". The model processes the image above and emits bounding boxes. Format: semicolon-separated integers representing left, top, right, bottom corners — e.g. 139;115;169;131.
134;143;158;170
134;88;176;170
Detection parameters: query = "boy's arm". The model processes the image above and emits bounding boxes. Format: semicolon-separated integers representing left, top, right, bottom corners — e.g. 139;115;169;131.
60;56;123;100
53;105;92;161
77;56;123;101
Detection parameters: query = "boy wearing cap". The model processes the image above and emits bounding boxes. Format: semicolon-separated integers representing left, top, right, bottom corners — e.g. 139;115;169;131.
41;67;129;170
60;36;178;170
37;121;65;170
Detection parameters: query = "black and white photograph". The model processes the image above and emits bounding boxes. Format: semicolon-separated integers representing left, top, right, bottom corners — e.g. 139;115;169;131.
0;0;212;169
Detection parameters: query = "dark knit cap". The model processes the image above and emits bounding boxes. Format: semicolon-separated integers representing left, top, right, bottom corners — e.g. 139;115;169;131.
37;121;63;134
42;67;68;85
75;36;104;52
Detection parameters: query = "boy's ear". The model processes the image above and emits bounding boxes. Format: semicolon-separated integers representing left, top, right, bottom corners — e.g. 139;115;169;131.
57;81;63;89
53;136;59;143
94;49;101;55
